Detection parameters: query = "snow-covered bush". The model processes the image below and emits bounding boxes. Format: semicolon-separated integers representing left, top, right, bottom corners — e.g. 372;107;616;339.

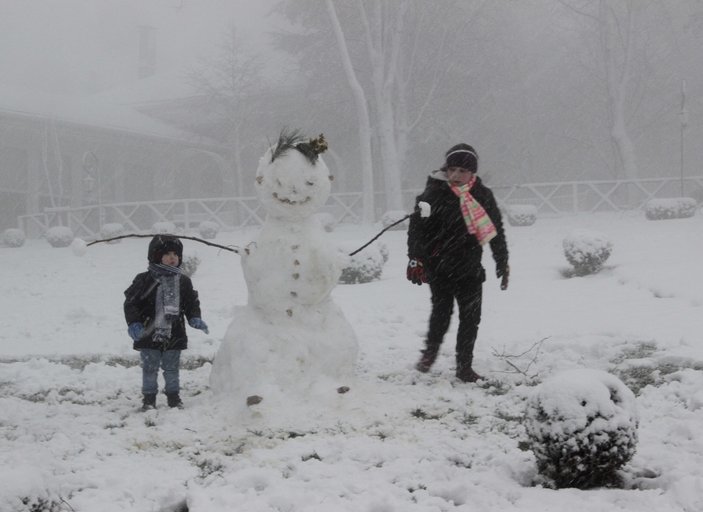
313;212;337;232
525;369;639;489
506;204;537;227
198;221;219;239
45;226;74;248
99;222;124;243
562;229;612;275
644;197;697;220
338;241;386;284
3;228;25;247
181;254;201;277
152;221;176;234
380;210;409;231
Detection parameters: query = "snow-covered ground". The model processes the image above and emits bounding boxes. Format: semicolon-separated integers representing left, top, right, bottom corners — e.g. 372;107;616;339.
1;211;702;511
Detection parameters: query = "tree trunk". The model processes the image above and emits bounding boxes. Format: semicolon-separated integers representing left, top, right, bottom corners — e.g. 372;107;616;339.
600;0;639;182
361;0;406;212
325;0;375;223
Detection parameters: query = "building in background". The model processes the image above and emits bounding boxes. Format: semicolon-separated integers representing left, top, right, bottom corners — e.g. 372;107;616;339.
0;82;229;233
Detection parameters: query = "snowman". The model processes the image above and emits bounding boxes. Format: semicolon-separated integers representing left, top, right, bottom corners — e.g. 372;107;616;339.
210;131;359;409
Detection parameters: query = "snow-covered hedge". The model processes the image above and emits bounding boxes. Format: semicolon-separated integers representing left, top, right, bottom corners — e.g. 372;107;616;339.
99;222;124;242
525;369;639;489
563;229;612;275
152;221;177;234
313;212;337;232
45;226;74;248
380;210;409;231
338;241;386;284
506;204;537;227
198;221;219;239
181;255;201;277
3;228;25;248
644;197;697;220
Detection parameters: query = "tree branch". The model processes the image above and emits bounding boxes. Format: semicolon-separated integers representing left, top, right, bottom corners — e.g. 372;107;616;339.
491;337;550;381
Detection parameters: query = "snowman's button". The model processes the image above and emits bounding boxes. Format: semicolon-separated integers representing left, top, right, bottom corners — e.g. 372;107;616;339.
292;273;300;280
293;259;300;266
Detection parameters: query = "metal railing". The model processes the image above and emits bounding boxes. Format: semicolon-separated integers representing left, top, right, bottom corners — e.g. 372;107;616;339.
17;176;703;239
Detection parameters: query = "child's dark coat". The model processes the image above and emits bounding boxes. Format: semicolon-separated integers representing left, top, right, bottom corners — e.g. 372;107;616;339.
124;272;201;351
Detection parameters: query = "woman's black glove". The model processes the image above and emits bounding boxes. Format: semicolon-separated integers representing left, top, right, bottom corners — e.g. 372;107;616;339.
497;265;510;290
406;258;428;285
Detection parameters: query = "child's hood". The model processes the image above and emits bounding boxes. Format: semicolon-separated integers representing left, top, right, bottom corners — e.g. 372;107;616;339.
148;235;183;265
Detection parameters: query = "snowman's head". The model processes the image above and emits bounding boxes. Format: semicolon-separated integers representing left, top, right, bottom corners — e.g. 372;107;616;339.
255;131;332;220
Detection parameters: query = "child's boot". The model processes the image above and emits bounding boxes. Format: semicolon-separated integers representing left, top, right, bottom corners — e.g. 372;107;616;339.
456;363;483;383
142;393;157;411
166;393;183;409
415;347;438;373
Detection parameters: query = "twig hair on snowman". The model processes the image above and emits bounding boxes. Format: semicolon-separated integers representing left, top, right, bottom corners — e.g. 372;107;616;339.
268;130;328;165
255;129;333;221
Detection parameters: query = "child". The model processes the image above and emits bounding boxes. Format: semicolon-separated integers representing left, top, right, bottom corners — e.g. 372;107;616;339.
124;235;208;410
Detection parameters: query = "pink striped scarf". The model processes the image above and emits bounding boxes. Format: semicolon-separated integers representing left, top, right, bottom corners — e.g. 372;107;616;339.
450;176;497;245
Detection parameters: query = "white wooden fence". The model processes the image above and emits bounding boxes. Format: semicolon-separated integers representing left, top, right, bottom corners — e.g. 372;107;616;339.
17;176;703;239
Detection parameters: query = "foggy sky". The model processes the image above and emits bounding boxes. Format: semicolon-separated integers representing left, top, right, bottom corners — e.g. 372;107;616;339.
0;0;276;95
0;0;701;203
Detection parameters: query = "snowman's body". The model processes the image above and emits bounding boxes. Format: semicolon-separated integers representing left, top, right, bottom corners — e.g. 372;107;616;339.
210;138;358;407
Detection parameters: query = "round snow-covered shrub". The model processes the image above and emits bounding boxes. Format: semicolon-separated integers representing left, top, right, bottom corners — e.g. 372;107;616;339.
338;241;385;284
380;210;409;231
525;369;638;489
152;221;176;234
644;197;696;220
198;221;219;239
99;222;124;243
563;229;612;275
45;226;75;248
313;212;337;232
3;228;25;247
181;254;201;277
506;204;537;227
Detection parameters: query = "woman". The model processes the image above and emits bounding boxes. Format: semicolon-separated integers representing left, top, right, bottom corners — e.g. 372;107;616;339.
406;143;509;382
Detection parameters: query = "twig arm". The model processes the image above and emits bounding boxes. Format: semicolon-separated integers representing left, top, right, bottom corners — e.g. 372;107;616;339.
348;213;413;256
86;233;240;254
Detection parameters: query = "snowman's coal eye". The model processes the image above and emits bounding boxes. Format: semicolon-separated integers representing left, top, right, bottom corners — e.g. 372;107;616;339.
306;180;314;186
329;175;334;181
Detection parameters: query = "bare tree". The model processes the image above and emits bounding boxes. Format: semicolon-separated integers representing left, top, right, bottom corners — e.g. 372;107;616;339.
187;26;264;195
325;0;374;222
276;0;482;214
557;0;672;181
597;0;639;181
338;0;483;211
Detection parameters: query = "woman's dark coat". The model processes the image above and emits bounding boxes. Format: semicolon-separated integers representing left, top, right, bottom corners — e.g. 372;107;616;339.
407;172;509;283
124;272;201;351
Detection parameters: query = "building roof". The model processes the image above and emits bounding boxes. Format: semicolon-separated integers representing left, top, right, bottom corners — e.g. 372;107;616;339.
0;82;215;146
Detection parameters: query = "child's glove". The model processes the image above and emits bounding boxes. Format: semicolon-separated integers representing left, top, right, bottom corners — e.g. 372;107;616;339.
406;258;428;285
188;317;209;334
127;322;144;341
